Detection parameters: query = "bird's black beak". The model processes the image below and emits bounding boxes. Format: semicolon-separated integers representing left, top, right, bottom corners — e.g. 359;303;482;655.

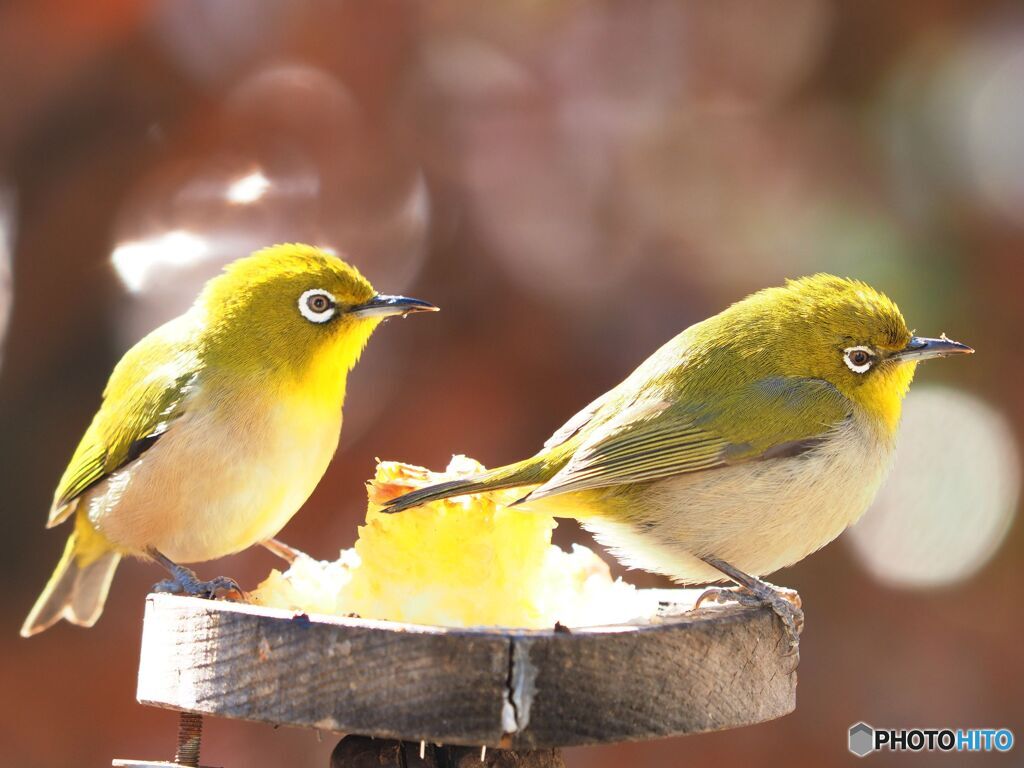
349;294;439;319
892;335;974;363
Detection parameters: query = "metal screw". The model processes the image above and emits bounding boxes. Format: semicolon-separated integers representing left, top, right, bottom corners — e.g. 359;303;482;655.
174;712;203;767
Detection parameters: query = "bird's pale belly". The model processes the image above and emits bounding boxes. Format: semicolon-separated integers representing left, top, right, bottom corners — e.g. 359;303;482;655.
575;415;894;583
83;396;342;563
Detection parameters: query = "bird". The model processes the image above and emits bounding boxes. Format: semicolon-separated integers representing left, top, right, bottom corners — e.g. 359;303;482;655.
22;243;437;637
381;274;973;649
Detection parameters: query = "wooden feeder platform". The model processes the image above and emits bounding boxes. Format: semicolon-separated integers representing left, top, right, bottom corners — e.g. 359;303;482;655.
126;590;798;766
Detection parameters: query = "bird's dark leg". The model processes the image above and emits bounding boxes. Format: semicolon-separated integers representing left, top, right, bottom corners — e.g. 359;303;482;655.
260;538;302;564
695;556;803;656
148;548;244;599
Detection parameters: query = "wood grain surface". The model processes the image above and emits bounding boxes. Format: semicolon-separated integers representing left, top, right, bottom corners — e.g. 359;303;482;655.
136;591;797;749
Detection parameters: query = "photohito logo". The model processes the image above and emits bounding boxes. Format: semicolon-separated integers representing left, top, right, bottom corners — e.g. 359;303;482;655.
848;723;1014;757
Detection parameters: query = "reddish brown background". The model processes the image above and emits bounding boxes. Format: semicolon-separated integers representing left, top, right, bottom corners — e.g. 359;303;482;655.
1;2;1021;766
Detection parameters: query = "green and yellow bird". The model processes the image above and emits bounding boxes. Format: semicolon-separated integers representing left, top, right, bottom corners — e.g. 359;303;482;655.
383;275;972;645
22;243;437;637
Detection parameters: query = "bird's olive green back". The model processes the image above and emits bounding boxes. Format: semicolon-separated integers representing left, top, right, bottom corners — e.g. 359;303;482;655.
520;274;909;499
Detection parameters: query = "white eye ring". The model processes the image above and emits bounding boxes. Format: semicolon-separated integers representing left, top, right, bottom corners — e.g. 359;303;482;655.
298;289;337;323
843;346;875;374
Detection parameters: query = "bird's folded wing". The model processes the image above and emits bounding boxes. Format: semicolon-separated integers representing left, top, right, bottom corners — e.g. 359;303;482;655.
48;331;200;526
542;389;617;451
525;376;851;500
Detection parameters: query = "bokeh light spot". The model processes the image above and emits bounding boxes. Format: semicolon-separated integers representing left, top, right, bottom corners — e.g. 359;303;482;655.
848;387;1020;589
0;184;15;373
111;230;209;293
226;170;271;205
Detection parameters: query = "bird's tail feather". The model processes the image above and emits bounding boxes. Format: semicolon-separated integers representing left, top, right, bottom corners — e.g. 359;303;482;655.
382;457;549;514
21;514;121;637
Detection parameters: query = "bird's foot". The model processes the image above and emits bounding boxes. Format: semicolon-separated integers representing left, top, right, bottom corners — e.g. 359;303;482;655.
695;556;803;657
148;548;244;600
152;568;243;600
696;581;803;656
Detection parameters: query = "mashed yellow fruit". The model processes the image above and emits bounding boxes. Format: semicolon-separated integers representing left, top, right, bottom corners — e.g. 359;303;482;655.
251;456;658;628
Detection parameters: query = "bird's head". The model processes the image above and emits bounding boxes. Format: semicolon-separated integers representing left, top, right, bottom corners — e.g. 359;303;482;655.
196;244;437;385
708;274;973;434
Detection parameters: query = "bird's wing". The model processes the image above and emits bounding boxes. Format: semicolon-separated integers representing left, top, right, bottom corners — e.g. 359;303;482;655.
48;319;201;526
524;376;851;500
542;389;617;451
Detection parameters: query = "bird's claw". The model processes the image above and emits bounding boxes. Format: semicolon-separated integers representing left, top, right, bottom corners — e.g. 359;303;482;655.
153;570;244;601
695;582;803;657
695;586;752;609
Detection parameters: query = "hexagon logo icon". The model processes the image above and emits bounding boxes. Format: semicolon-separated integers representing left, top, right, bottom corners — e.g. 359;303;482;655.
849;722;875;757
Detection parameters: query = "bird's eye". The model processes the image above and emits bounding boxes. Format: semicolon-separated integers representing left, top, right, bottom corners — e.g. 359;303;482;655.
843;346;874;374
298;289;337;323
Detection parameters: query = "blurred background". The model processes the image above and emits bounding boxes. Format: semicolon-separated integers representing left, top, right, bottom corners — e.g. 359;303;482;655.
1;1;1022;765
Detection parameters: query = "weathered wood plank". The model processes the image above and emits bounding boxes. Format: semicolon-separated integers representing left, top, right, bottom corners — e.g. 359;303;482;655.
507;608;793;747
137;591;797;749
137;596;511;745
